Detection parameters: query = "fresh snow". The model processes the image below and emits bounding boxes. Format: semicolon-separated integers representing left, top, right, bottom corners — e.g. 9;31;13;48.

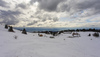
0;25;100;57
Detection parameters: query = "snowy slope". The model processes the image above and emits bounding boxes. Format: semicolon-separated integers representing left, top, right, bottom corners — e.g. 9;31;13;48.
0;25;100;57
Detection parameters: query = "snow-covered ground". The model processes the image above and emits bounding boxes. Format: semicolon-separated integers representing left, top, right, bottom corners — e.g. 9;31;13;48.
0;25;100;57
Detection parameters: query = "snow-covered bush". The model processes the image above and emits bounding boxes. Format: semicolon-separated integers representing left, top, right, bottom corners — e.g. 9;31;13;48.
50;36;54;38
88;34;91;36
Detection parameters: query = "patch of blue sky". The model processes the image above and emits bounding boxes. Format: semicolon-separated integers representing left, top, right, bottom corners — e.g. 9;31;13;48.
86;19;99;22
86;15;100;23
71;11;83;18
80;10;84;13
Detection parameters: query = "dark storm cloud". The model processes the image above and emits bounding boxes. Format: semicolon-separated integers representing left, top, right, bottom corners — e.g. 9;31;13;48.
0;0;9;7
0;10;21;25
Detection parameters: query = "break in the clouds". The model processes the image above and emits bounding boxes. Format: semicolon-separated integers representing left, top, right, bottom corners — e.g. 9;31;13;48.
0;0;100;27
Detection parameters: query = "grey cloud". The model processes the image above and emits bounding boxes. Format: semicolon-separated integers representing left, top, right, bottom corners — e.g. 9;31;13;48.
30;15;34;18
30;0;42;4
28;12;59;26
37;13;59;22
0;0;9;7
0;18;19;25
27;20;38;26
39;0;66;11
37;24;42;26
58;3;70;12
0;10;21;25
41;17;59;22
30;0;65;11
16;3;29;9
59;0;100;16
0;10;21;16
76;0;100;10
42;19;46;22
53;17;59;22
77;0;100;17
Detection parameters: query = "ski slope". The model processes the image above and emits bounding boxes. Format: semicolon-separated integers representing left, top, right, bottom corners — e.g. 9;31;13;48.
0;25;100;57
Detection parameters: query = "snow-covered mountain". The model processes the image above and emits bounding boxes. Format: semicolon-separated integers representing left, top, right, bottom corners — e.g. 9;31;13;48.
0;25;100;57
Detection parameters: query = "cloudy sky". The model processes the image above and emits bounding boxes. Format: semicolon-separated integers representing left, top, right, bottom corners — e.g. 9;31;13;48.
0;0;100;27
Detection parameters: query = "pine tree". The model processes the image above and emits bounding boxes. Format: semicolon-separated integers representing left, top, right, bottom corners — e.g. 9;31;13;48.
89;28;92;31
22;28;27;34
82;29;86;32
8;26;14;32
76;29;79;32
5;24;8;29
92;28;96;32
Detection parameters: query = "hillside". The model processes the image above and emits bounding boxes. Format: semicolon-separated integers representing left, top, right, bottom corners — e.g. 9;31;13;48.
0;25;100;57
